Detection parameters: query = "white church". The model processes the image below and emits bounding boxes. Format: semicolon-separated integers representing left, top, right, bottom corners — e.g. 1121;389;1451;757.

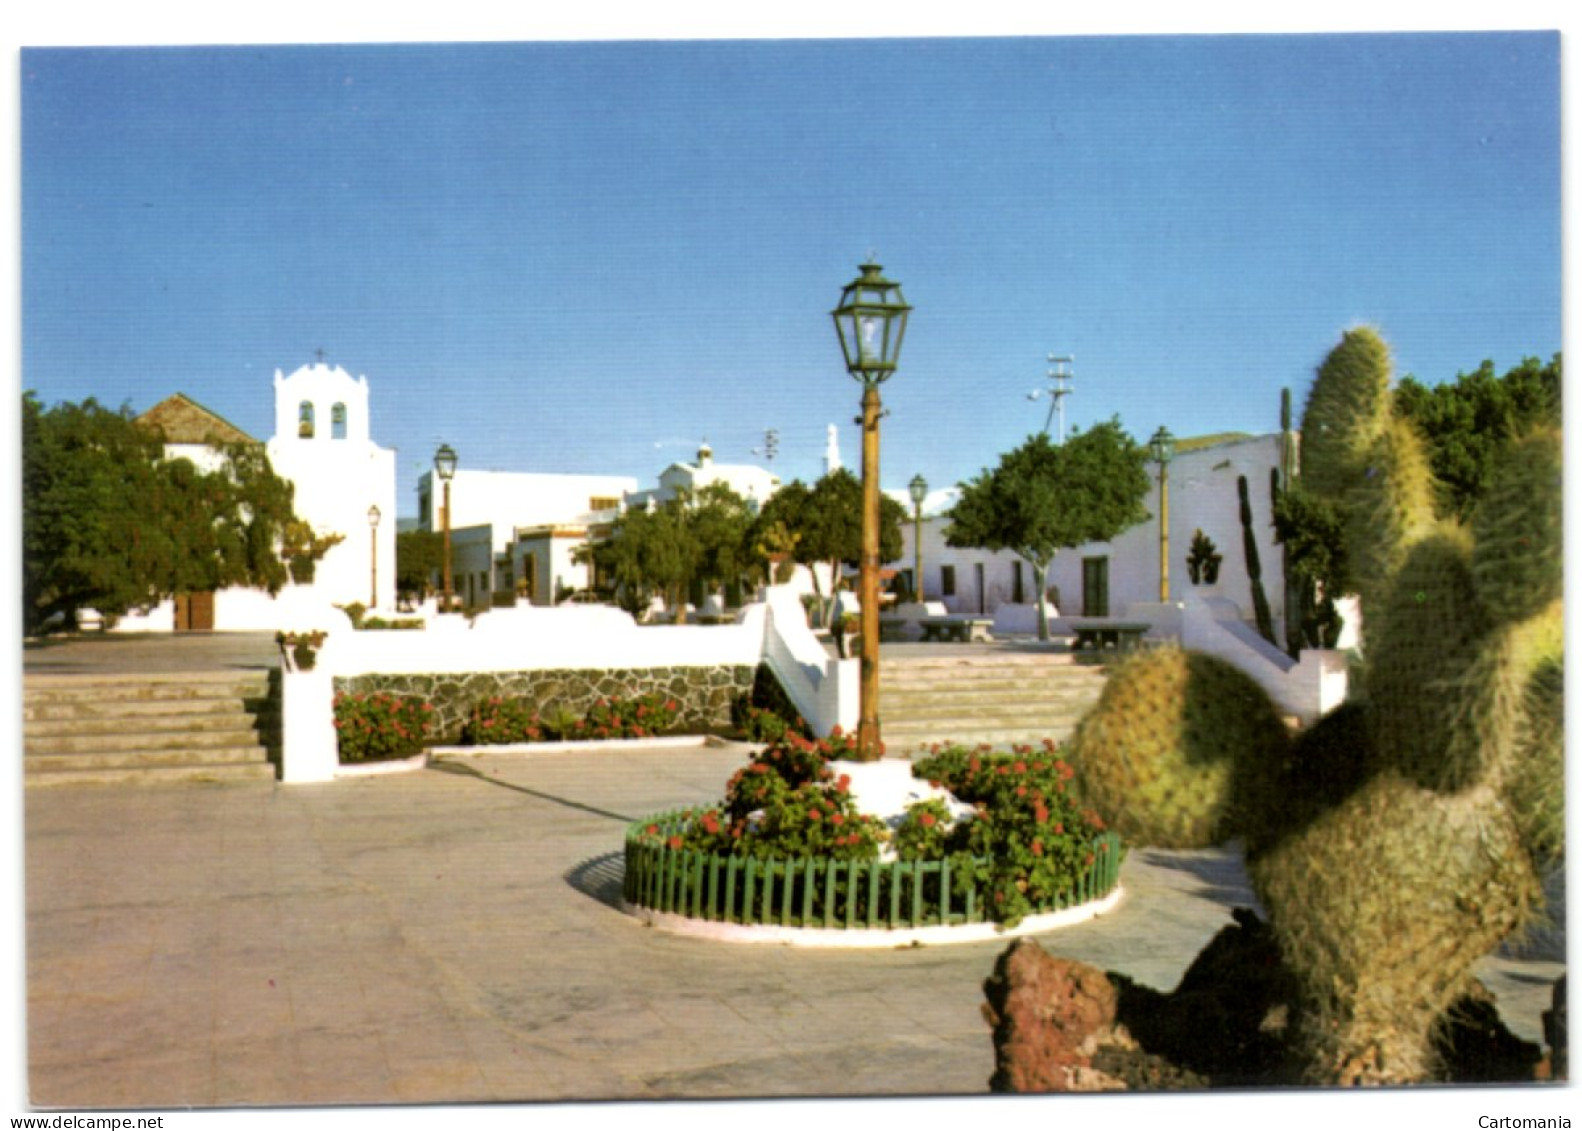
111;360;397;631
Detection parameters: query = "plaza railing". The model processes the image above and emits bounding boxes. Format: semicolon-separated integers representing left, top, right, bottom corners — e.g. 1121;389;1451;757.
623;808;1124;931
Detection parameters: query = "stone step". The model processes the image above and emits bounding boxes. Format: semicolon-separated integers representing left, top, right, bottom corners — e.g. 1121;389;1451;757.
25;725;265;756
880;725;1086;756
22;669;277;787
877;697;1098;723
25;745;274;772
24;761;278;788
26;708;265;738
24;675;272;705
23;696;255;722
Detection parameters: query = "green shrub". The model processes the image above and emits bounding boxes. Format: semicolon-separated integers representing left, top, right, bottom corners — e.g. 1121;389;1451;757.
462;697;551;744
565;693;680;740
730;702;810;744
915;742;1110;925
892;798;966;859
360;616;424;631
334;691;433;762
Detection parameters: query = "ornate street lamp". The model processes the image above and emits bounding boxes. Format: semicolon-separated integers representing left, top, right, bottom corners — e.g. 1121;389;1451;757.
908;473;928;602
1148;426;1177;603
434;444;458;613
367;504;381;610
831;260;911;760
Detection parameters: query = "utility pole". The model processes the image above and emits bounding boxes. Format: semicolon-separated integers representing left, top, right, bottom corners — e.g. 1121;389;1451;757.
1028;354;1074;441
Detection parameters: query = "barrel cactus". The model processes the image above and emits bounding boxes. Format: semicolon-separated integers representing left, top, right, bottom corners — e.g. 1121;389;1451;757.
1068;327;1563;1084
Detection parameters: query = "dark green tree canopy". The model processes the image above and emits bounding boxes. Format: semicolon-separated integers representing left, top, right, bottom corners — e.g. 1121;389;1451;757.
752;469;904;621
23;392;316;634
947;420;1151;639
947;421;1151;567
395;529;444;602
1393;354;1561;520
587;483;758;620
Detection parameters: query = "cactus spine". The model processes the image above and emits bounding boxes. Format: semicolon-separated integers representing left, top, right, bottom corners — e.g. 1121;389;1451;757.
1068;326;1563;1084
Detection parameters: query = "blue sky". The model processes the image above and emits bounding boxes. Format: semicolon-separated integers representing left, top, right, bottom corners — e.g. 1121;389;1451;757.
20;32;1561;517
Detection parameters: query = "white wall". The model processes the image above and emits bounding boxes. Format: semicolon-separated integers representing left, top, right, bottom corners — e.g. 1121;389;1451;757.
891;434;1289;640
267;363;397;615
417;468;636;539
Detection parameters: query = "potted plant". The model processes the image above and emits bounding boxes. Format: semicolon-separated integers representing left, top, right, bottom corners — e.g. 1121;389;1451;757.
1186;529;1223;586
276;629;326;672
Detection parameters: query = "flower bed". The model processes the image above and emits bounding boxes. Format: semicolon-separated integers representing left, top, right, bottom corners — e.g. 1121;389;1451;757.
461;692;681;744
624;808;1122;935
333;690;434;763
621;734;1125;939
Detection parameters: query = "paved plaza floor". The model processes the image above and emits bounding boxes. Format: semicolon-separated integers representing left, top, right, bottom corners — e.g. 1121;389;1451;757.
22;739;1566;1110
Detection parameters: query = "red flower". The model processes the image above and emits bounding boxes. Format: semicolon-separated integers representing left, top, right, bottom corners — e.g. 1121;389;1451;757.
920;813;937;828
667;835;683;851
1015;785;1027;797
646;824;660;835
1031;840;1044;857
809;810;822;821
1014;761;1028;774
830;813;845;826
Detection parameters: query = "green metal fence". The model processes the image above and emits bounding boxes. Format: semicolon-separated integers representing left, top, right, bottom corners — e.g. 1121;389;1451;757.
623;809;1124;931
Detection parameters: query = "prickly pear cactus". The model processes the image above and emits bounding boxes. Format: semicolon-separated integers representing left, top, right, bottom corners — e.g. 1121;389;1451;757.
1068;327;1563;1084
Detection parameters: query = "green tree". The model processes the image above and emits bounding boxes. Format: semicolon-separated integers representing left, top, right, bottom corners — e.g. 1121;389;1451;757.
755;469;904;626
1393;354;1561;521
1272;484;1349;651
23;392;316;634
689;482;757;599
592;496;700;623
946;421;1151;641
395;529;444;605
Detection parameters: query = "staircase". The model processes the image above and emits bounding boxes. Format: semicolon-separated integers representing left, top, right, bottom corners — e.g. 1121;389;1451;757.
878;652;1109;755
23;670;279;787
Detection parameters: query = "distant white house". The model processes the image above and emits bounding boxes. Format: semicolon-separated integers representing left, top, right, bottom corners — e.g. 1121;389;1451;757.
414;467;639;608
890;433;1292;643
625;442;782;512
113;361;398;630
423;441;788;610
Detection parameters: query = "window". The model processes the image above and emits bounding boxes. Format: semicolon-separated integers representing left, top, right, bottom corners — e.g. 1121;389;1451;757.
331;403;347;440
298;401;315;438
589;496;620;512
941;564;956;597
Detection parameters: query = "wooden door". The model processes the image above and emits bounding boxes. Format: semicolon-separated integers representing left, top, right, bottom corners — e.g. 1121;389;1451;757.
173;591;215;631
1081;558;1109;618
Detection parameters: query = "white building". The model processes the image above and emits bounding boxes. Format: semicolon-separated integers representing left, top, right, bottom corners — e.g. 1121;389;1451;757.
416;468;639;608
116;361;398;630
626;442;781;512
892;433;1291;641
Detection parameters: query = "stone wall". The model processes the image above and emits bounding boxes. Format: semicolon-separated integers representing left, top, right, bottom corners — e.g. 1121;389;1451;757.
335;664;760;743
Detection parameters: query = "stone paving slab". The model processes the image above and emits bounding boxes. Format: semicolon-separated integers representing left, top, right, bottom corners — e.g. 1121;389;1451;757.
22;742;1566;1111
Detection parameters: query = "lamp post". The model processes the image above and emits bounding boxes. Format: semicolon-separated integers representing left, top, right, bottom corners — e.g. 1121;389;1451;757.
831;260;911;761
908;473;928;602
1148;426;1176;603
367;504;381;609
434;444;458;612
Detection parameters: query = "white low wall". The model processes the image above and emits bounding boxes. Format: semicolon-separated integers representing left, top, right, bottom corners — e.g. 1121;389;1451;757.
1179;593;1348;724
760;587;856;738
325;602;765;675
281;585;852;784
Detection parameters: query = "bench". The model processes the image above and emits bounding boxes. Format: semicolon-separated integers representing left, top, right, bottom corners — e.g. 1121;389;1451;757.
1068;620;1151;653
919;615;994;643
879;617;911;643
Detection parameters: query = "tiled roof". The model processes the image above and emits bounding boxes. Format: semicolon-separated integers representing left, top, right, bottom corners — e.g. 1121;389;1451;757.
136;393;257;446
